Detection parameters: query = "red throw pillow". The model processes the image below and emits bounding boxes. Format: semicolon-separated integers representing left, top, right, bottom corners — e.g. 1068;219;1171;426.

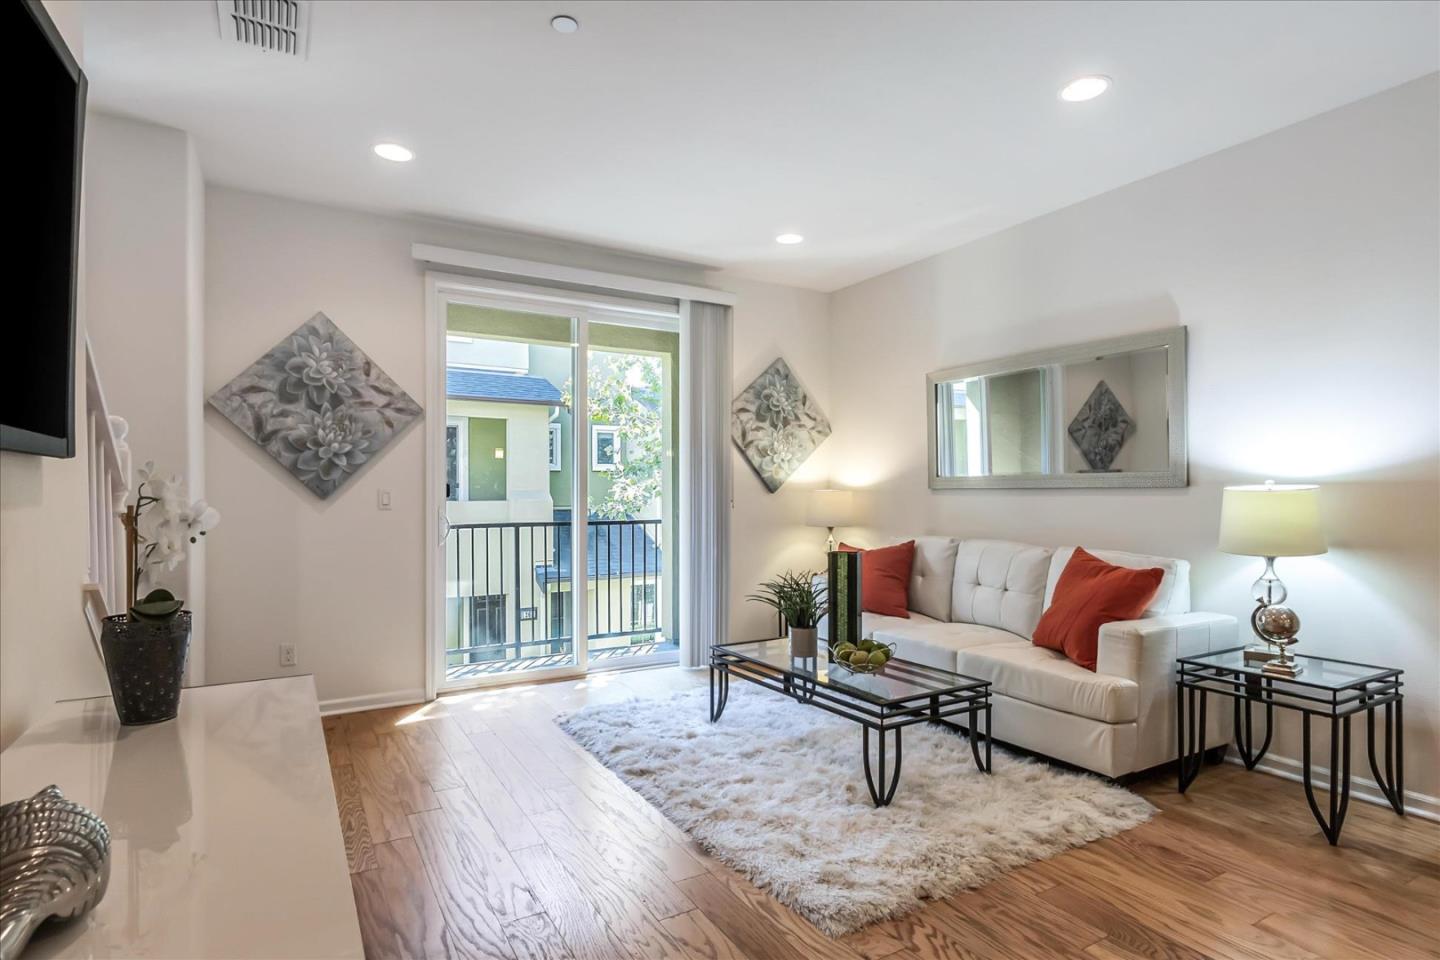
1033;548;1164;671
838;541;914;618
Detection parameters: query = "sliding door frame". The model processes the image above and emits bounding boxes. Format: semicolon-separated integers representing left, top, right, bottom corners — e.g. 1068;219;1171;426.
423;272;680;699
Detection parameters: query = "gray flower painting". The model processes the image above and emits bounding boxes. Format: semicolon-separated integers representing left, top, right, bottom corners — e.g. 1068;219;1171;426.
208;312;422;499
732;357;831;493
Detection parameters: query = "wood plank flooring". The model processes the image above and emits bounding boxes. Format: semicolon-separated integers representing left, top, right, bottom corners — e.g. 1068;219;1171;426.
326;666;1439;960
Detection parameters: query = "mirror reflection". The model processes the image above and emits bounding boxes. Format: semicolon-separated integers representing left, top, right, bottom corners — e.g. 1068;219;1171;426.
929;329;1185;488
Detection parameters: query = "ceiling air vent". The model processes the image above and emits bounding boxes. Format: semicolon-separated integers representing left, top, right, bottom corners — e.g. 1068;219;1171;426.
216;0;311;58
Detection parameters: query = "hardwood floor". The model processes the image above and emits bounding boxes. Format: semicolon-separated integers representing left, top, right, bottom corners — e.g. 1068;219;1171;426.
325;666;1439;960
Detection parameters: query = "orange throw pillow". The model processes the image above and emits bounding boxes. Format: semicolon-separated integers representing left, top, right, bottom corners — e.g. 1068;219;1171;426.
1033;548;1164;671
838;541;915;618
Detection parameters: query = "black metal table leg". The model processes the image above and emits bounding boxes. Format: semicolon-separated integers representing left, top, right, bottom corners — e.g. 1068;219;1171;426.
1233;677;1273;770
709;663;729;722
1301;712;1353;845
1367;692;1405;815
966;701;992;773
862;725;903;807
1177;682;1206;792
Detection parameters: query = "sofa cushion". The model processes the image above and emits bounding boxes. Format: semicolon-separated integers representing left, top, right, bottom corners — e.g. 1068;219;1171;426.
951;540;1054;639
906;536;960;622
958;643;1139;723
1045;547;1190;617
872;621;1025;673
857;610;940;641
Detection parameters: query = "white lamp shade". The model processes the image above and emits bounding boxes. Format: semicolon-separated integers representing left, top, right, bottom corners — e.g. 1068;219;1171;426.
806;489;854;529
1218;483;1327;557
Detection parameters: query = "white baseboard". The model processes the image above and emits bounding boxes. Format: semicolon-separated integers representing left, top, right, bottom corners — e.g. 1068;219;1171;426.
1228;751;1439;823
319;688;428;717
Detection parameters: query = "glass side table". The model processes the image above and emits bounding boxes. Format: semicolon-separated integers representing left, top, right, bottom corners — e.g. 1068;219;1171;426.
1176;647;1403;845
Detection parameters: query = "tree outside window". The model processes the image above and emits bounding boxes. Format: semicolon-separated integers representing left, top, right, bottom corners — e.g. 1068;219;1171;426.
567;351;664;520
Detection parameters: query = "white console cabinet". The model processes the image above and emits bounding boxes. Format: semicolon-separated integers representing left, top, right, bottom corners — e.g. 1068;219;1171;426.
0;676;363;958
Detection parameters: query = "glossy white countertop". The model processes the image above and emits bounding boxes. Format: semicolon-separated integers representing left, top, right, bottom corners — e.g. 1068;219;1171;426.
0;676;364;959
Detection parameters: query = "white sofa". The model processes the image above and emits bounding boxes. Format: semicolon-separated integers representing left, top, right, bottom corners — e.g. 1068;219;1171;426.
820;537;1235;778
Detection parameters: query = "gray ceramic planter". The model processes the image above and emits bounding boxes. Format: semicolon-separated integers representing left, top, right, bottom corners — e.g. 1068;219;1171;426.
789;626;818;658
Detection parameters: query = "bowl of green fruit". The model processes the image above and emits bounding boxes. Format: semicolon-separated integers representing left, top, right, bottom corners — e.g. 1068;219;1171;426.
829;639;896;673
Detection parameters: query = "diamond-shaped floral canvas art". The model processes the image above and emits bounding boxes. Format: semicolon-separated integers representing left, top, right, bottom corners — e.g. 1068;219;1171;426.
1067;379;1133;472
208;312;422;499
732;357;831;493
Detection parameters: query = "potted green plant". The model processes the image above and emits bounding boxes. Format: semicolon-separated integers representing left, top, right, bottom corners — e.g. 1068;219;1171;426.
99;461;219;725
747;571;827;657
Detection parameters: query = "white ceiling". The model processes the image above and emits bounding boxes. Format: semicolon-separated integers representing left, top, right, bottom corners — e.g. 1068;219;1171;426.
83;0;1439;291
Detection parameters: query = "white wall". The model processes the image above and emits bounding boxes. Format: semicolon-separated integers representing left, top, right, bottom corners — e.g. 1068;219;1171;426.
827;76;1440;802
0;0;110;750
84;111;207;677
722;277;834;640
203;187;829;707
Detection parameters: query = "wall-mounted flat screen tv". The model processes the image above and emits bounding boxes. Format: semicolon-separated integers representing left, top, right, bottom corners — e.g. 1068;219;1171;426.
3;0;86;458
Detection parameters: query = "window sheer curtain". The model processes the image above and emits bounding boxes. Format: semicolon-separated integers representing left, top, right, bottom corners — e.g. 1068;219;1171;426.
679;300;733;668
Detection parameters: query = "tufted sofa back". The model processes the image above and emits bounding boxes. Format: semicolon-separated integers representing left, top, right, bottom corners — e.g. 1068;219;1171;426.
874;535;1189;638
907;536;960;621
949;539;1055;639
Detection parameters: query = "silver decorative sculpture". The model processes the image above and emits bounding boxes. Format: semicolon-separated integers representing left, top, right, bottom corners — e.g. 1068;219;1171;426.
0;786;111;958
1067;380;1133;472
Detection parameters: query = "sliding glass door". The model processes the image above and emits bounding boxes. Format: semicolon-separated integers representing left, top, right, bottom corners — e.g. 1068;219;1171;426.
431;282;680;691
584;320;679;670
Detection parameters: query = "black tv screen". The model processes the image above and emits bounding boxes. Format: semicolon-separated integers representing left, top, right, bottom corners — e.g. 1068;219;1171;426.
3;0;85;458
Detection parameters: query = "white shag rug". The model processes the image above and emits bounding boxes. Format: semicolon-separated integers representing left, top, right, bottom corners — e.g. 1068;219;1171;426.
557;685;1155;937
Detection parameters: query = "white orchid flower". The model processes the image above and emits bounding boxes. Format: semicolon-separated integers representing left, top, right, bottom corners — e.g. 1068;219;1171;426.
157;475;187;514
125;463;219;598
179;500;221;540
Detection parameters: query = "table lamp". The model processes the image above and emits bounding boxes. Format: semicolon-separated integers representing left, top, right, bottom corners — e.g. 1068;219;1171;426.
806;489;854;552
1218;480;1326;678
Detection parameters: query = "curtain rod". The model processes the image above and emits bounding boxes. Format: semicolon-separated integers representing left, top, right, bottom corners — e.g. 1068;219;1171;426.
411;243;738;306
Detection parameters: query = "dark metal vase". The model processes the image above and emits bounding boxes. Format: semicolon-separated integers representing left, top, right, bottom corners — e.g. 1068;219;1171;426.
99;612;191;725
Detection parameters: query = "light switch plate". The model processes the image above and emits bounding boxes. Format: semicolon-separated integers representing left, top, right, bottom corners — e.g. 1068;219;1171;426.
378;489;392;511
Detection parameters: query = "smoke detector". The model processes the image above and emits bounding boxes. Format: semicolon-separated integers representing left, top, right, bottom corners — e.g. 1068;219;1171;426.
216;1;311;57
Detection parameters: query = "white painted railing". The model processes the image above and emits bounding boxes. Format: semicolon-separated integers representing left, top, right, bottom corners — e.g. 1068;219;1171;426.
83;338;130;652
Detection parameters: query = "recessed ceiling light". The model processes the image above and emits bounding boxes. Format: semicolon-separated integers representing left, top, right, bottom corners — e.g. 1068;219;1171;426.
1059;75;1111;102
775;233;804;245
373;142;414;162
551;15;579;33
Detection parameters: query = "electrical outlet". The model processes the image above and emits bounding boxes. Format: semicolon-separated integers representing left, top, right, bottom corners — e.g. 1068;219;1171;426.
279;643;297;667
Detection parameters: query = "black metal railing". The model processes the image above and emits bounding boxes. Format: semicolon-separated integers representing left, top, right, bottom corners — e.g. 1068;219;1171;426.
445;518;667;669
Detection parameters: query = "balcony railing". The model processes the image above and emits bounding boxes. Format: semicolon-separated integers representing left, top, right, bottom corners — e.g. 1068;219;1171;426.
445;518;673;678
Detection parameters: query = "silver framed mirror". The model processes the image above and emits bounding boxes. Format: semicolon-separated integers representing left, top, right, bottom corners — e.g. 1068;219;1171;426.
926;327;1187;489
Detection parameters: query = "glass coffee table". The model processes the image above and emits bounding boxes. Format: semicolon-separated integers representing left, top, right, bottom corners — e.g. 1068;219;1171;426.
1176;646;1404;845
710;638;992;807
